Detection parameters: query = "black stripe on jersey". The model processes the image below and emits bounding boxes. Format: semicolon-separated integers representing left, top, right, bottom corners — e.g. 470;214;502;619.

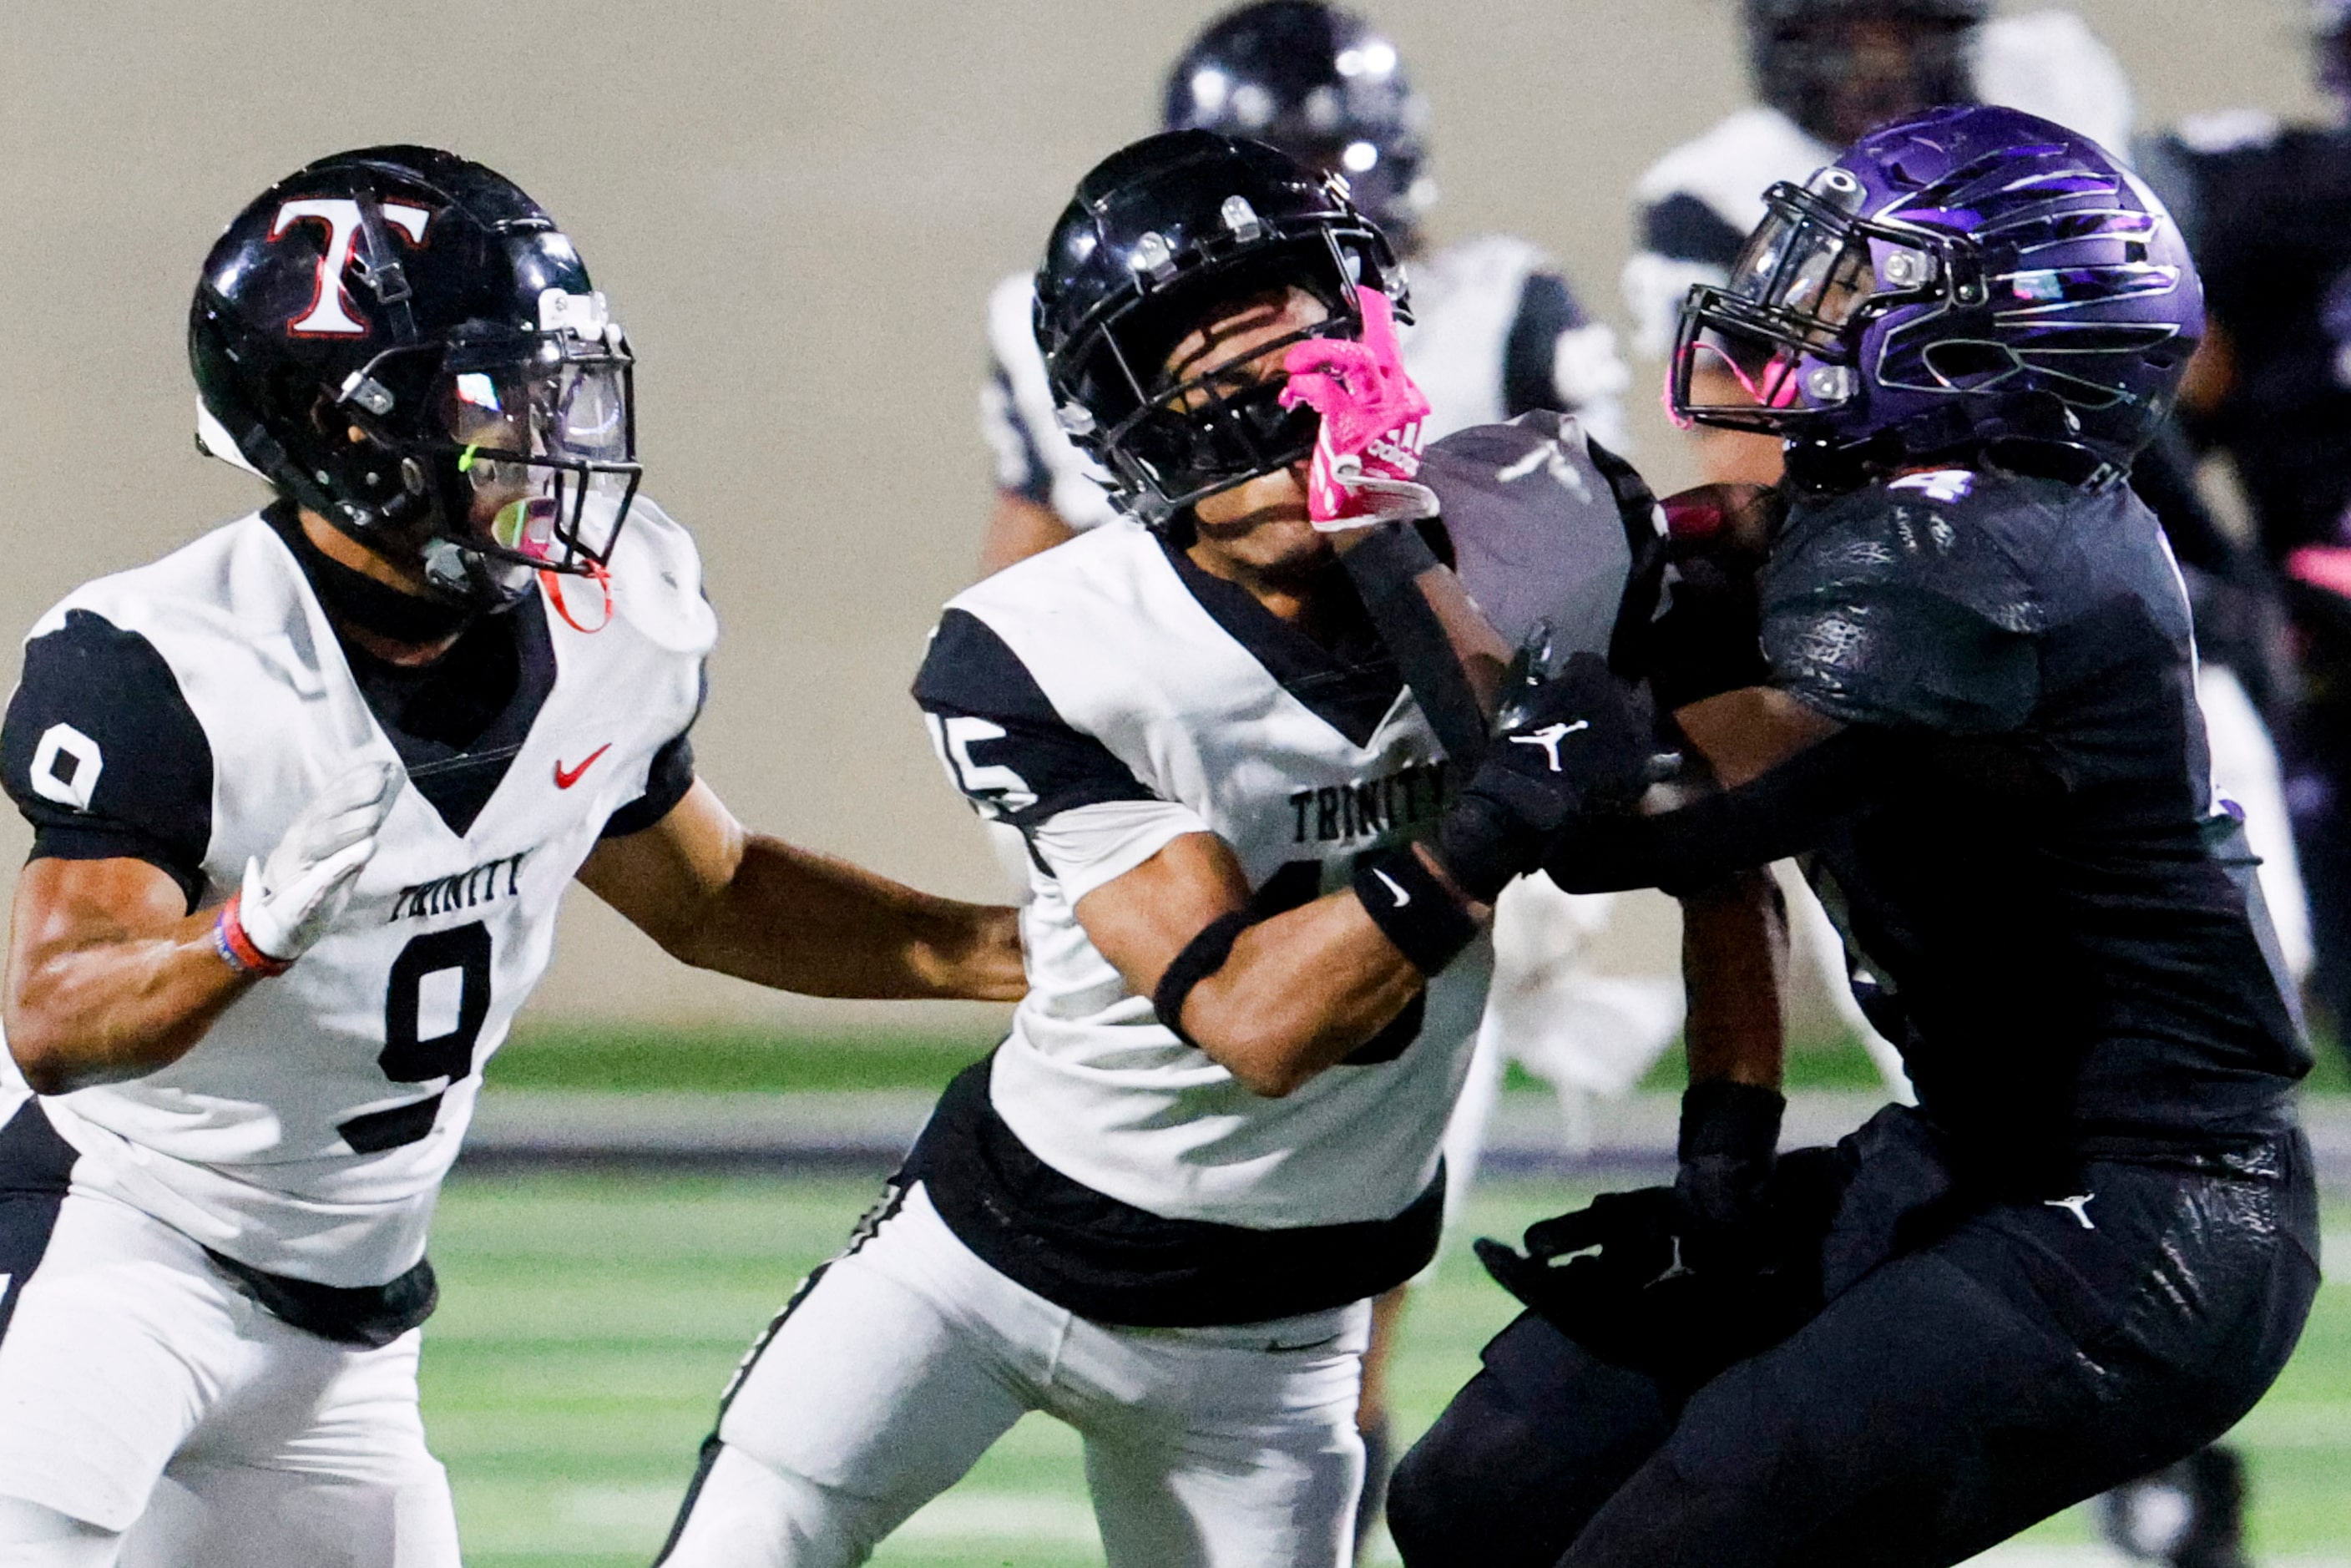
1501;271;1590;419
909;1058;1445;1328
914;609;1159;831
655;1178;913;1565
3;609;216;909
985;362;1055;508
1159;535;1407;748
203;1248;439;1348
0;1100;79;1345
1642;191;1752;271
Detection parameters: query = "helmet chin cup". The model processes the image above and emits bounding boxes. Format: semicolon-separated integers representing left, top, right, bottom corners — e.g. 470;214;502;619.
421;536;533;611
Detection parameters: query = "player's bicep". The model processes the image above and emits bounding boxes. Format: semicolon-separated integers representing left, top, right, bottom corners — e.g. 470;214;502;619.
1069;827;1250;998
575;776;741;942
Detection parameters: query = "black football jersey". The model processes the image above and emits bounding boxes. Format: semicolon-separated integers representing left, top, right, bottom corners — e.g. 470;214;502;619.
2155;122;2351;558
1757;468;2308;1163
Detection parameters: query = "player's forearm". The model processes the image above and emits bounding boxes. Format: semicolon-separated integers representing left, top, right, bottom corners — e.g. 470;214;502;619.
1179;893;1430;1098
666;833;1027;1001
1678;870;1787;1092
5;865;252;1094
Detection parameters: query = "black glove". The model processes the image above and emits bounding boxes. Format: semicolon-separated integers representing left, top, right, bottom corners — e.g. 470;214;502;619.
1673;1080;1785;1267
1432;652;1661;903
1473;1186;1737;1383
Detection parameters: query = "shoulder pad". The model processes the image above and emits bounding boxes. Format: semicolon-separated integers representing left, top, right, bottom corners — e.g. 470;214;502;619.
1761;474;2053;732
604;497;717;656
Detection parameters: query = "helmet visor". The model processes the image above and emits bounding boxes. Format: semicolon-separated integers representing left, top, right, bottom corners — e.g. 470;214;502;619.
437;341;640;572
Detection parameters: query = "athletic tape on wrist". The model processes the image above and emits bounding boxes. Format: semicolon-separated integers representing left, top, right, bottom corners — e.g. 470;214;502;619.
214;893;291;979
1352;846;1479;976
1152;909;1253;1048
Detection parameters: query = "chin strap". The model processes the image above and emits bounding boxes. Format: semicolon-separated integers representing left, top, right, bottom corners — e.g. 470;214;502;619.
541;559;614;635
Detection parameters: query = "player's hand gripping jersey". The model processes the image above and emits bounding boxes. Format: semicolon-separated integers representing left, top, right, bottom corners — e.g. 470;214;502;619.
0;499;713;1287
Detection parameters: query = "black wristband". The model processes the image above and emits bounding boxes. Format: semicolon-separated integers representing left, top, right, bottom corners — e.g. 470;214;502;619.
1677;1080;1786;1165
1153;909;1253;1048
1352;846;1480;976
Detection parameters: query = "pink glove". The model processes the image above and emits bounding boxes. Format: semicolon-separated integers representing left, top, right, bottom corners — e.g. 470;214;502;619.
1278;289;1438;530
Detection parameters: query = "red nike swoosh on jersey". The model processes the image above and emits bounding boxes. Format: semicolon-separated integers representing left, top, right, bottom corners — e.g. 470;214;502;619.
553;744;613;790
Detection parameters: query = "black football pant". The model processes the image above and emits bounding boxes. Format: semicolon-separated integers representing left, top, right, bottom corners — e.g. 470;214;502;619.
1388;1135;2318;1568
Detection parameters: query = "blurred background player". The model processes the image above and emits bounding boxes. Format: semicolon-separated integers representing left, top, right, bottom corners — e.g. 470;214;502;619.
2142;0;2351;1067
980;0;1632;574
972;4;1676;1553
1621;0;2310;1137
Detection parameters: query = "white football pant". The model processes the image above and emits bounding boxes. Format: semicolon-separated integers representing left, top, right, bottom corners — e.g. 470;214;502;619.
0;1191;458;1568
661;1181;1369;1568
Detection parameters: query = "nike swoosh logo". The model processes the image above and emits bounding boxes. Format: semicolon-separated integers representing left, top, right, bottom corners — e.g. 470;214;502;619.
554;743;613;790
1373;868;1411;908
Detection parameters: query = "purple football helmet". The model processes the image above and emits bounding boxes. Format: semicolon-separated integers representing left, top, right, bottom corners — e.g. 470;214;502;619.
1670;104;2202;471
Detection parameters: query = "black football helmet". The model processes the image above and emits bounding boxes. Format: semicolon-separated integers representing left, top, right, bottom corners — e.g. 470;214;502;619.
1746;0;1985;147
190;146;639;610
1034;129;1406;529
1162;1;1433;245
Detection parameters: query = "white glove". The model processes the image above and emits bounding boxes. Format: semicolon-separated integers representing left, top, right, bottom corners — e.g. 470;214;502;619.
232;762;401;967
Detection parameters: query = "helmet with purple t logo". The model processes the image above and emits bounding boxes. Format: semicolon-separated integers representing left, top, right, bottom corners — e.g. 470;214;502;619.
1670;104;2202;474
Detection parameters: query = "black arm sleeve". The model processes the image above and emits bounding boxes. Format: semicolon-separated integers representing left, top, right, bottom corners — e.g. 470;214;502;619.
1541;726;1894;896
912;608;1157;831
2;609;215;909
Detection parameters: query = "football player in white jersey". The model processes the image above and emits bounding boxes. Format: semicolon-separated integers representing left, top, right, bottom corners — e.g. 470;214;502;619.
658;131;1784;1568
0;146;1025;1568
974;8;1660;1540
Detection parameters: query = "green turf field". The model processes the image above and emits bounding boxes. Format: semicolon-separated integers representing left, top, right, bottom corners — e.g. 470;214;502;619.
422;1170;2350;1568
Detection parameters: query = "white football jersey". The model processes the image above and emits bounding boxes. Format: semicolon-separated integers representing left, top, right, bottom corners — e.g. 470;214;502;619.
979;235;1630;535
1622;8;2137;358
2;503;713;1285
915;518;1494;1229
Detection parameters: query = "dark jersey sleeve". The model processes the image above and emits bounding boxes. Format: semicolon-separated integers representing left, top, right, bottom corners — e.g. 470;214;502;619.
599;660;705;839
1641;193;1751;271
981;361;1055;508
599;732;696;838
1500;271;1590;418
2;609;215;908
1760;480;2042;734
911;608;1156;832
